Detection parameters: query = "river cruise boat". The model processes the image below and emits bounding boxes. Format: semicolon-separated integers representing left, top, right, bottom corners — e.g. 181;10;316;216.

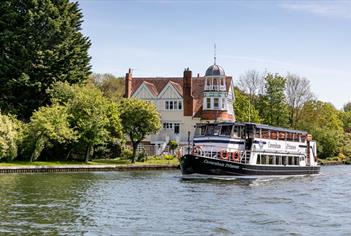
180;122;320;176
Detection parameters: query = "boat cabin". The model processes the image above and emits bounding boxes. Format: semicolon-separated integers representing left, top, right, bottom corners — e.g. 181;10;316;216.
191;122;317;167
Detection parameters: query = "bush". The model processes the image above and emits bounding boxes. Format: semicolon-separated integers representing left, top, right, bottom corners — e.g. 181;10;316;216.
121;147;133;160
168;140;178;155
163;154;175;161
0;114;22;161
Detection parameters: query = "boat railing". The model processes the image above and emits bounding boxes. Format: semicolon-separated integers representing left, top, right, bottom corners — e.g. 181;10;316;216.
180;145;251;164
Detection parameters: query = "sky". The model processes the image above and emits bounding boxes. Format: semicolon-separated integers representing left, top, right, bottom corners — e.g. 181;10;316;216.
77;0;351;108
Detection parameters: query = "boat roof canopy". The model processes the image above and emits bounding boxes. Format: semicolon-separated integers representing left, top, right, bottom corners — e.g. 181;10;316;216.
196;122;307;135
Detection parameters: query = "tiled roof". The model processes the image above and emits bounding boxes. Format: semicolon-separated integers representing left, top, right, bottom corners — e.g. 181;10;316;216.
131;76;233;116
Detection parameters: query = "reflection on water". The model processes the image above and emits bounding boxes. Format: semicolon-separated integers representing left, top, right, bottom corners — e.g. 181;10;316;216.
1;166;351;235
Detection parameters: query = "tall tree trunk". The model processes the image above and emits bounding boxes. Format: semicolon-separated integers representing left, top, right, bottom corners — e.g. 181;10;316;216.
85;144;91;163
131;141;140;163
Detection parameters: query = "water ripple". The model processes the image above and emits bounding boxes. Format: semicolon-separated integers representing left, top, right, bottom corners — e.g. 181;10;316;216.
0;166;350;235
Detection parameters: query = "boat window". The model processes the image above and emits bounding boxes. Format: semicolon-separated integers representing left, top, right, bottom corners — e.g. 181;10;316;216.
261;129;270;139
295;156;299;165
213;126;220;135
301;135;306;143
195;125;206;136
261;155;267;165
220;125;233;136
255;128;261;138
288;156;294;165
240;126;246;139
256;154;261;164
293;134;299;142
277;156;282;165
232;126;239;138
205;126;214;135
278;132;286;141
282;156;288;165
269;155;274;165
270;131;277;140
287;133;294;141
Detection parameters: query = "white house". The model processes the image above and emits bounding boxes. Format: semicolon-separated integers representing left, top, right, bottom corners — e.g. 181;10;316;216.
124;63;235;154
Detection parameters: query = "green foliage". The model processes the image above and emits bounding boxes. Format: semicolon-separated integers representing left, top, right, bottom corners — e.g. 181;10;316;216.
257;73;289;127
64;84;122;162
121;147;133;160
0;0;91;120
168;140;179;154
297;101;344;158
339;111;351;132
163;154;175;161
118;98;161;163
234;88;261;123
88;73;125;102
24;105;77;162
343;102;351;112
340;133;351;158
0;114;22;160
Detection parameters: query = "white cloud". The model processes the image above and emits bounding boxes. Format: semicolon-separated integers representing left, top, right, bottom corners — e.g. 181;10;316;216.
280;2;351;19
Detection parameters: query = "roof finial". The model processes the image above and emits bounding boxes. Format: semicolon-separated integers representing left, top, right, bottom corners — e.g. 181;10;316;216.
214;43;216;65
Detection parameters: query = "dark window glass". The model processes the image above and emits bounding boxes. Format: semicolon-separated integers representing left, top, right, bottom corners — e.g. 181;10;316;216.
220;125;232;136
174;123;180;134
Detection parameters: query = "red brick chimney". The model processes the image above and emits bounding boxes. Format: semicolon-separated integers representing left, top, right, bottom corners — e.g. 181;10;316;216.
183;68;193;116
124;68;132;98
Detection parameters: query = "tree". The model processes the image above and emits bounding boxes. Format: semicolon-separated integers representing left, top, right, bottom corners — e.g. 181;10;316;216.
297;101;344;158
119;98;161;163
234;88;261;123
0;114;22;160
238;70;264;121
258;73;289;127
88;73;125;102
339;111;351;132
66;85;122;163
24;105;77;162
0;0;91;120
168;140;178;155
343;102;351;112
285;73;314;128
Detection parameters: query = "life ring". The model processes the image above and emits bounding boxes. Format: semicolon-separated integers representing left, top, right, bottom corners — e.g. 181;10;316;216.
232;151;240;162
220;150;229;160
192;145;203;156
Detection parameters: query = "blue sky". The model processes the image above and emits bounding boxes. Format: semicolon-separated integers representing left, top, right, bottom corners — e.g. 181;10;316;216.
78;0;351;108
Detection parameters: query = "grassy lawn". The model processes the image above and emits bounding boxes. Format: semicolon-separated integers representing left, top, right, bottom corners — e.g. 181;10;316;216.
0;157;179;167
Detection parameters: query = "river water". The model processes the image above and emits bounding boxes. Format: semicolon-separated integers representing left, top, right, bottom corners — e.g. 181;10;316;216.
0;166;350;235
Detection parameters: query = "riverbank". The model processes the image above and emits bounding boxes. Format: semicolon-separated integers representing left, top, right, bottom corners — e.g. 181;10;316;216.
0;158;180;173
0;163;179;173
319;160;348;165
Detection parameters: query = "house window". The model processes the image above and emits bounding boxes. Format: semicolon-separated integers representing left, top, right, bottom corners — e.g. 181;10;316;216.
165;100;182;110
206;98;211;109
214;98;219;109
222;98;225;109
174;123;180;134
163;122;180;134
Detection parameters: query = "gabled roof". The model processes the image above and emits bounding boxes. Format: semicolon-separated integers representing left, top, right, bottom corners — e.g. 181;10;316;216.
143;81;158;96
131;76;233;116
131;77;183;96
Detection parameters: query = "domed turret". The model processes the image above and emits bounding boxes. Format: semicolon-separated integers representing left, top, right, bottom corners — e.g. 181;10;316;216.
205;64;225;77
